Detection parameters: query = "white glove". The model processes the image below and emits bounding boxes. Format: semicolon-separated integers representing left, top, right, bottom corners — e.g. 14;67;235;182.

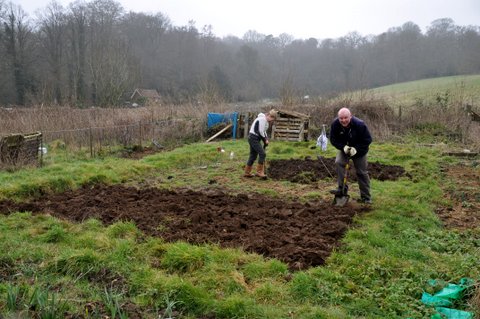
343;146;357;156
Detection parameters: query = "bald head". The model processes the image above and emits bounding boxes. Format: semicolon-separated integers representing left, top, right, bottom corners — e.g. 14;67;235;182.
338;108;352;127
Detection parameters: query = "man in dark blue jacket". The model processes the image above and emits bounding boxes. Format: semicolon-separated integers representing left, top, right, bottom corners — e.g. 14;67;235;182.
330;107;372;204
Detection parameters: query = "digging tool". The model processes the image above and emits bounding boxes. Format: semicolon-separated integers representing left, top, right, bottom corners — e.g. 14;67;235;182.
333;156;350;206
315;123;334;178
259;143;268;180
316;155;334;179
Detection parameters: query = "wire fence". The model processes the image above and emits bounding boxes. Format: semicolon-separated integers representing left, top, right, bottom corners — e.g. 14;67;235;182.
40;118;206;157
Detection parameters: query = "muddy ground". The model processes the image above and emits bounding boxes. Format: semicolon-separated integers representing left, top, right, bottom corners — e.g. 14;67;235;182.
268;156;408;183
2;157;477;270
0;185;370;270
0;158;408;270
436;162;480;230
267;156;480;230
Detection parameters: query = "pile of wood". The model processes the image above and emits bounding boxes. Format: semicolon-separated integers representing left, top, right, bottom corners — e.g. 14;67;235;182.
271;110;310;141
0;132;43;167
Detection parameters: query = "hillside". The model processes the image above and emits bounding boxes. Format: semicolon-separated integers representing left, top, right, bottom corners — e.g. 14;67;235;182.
367;74;480;108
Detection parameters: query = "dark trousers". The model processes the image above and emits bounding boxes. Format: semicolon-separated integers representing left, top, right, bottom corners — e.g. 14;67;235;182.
335;151;371;200
247;134;266;165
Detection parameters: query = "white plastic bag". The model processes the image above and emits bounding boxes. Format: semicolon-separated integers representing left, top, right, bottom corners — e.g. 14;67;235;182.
316;124;328;151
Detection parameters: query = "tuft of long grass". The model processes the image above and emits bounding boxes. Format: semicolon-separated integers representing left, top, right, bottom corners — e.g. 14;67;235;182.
3;284;69;318
160;242;211;273
101;288;128;319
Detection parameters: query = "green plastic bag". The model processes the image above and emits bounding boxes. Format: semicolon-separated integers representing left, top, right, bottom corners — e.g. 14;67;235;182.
420;278;475;319
434;307;473;319
421;292;453;307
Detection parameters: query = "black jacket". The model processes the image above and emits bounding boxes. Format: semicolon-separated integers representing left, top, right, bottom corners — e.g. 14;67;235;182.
330;116;372;158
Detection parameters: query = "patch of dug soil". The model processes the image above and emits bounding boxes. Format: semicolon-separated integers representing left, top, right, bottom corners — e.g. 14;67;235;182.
120;145;163;159
268;157;407;183
0;184;370;270
435;163;480;230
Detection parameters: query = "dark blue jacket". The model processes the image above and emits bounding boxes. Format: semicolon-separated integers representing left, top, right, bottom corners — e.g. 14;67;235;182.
330;116;372;158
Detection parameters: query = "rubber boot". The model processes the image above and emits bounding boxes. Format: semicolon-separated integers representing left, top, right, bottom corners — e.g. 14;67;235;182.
255;163;267;179
243;165;254;178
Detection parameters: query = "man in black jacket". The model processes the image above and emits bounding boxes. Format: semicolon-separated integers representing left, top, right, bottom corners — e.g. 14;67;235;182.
330;107;372;204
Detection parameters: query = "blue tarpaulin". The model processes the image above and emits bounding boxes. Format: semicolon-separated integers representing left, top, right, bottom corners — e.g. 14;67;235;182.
207;112;238;139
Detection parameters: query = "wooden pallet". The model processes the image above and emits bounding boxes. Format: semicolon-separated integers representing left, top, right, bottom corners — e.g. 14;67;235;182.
272;117;308;141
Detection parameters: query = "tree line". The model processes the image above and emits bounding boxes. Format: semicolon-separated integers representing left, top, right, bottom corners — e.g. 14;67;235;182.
1;0;479;107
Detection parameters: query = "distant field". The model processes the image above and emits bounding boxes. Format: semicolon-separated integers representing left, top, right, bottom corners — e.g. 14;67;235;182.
367;74;480;108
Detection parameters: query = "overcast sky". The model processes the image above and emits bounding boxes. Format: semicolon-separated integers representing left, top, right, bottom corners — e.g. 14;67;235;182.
11;0;480;39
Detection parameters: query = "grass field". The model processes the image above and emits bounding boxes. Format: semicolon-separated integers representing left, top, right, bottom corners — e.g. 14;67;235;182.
0;133;479;318
368;74;480;108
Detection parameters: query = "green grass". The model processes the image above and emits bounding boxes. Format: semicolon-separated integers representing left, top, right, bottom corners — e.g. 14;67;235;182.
0;138;479;318
368;74;480;109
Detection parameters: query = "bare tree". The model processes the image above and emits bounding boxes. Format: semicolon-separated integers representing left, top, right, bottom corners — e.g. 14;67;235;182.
2;3;33;105
66;0;88;106
457;26;480;74
205;65;232;103
0;0;13;103
425;18;459;76
118;11;171;90
280;70;297;106
37;1;66;105
278;33;294;49
87;0;136;106
242;30;265;43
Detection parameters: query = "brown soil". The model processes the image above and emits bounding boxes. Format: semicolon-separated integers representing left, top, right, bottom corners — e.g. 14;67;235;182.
268;156;408;183
120;145;162;159
0;184;370;270
435;162;480;230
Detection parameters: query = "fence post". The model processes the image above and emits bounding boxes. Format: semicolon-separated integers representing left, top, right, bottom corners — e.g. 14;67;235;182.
151;120;155;141
40;134;43;167
139;121;142;147
99;127;102;154
89;127;93;158
398;105;402;125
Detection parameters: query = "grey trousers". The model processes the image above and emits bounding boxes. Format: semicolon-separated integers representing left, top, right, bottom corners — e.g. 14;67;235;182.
335;151;371;200
247;134;266;165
